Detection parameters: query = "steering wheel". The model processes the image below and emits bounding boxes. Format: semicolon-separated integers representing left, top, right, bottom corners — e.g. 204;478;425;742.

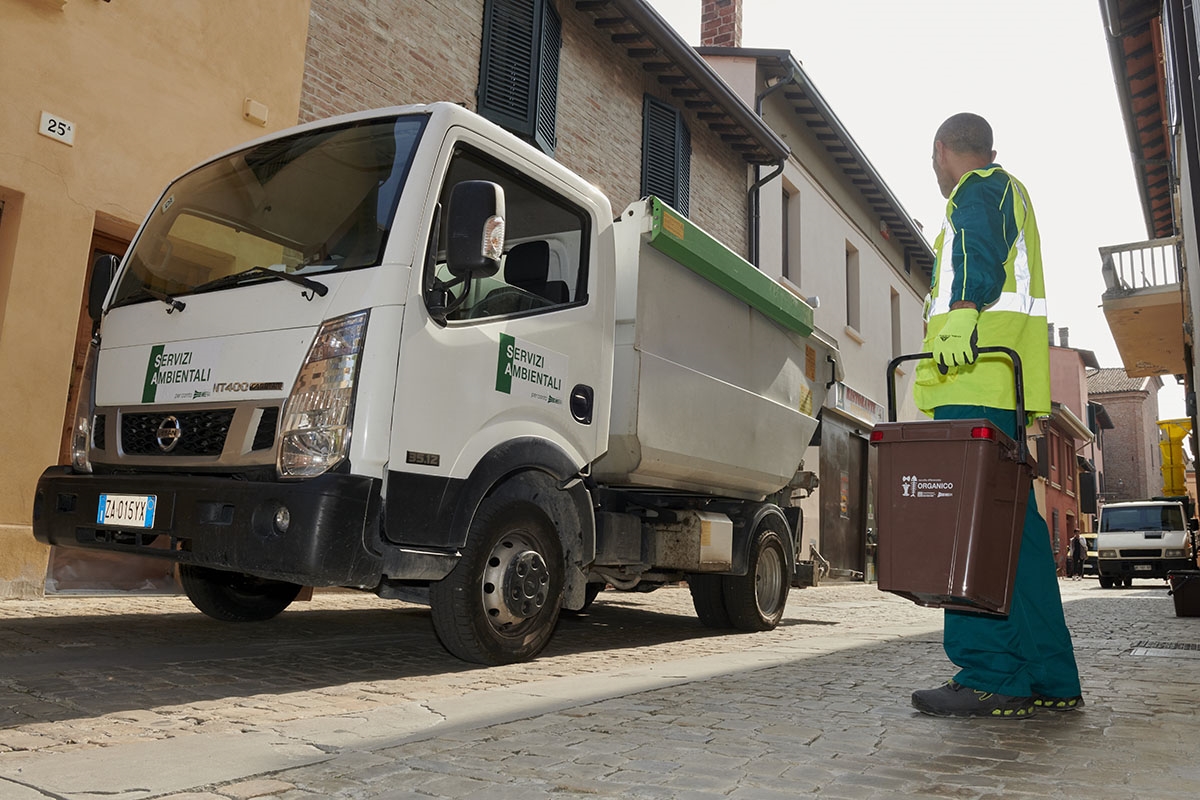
467;287;532;319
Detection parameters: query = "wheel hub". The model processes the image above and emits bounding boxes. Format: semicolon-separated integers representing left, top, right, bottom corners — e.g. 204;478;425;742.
755;544;785;616
504;550;550;618
481;536;550;629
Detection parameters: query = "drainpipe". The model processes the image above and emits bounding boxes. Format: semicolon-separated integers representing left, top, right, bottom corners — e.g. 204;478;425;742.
749;64;797;267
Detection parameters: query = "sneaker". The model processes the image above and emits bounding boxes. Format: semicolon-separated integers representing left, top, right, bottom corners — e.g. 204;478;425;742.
1033;694;1084;712
911;680;1036;719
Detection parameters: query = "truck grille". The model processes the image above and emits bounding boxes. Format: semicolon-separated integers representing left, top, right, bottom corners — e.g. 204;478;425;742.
1119;548;1162;558
122;410;235;456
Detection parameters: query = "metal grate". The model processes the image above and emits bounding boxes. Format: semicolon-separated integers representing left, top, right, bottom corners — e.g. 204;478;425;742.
93;414;106;451
1131;641;1200;651
251;407;278;451
122;409;234;456
1119;549;1163;557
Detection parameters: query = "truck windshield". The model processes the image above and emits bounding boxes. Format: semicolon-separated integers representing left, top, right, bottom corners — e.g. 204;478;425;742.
1101;506;1185;532
110;115;426;308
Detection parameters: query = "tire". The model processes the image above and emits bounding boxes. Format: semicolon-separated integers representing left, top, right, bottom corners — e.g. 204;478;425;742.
179;564;302;622
430;497;564;665
1123;576;1134;588
688;573;732;628
722;518;792;631
1098;576;1116;589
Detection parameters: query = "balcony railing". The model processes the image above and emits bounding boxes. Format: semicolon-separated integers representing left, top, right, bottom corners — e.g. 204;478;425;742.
1099;237;1180;294
1098;235;1187;377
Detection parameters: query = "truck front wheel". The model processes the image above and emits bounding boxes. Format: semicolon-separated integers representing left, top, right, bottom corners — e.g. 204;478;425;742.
179;565;302;622
430;497;564;664
722;518;791;631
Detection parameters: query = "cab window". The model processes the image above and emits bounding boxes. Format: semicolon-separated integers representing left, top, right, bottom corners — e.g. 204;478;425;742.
425;146;588;322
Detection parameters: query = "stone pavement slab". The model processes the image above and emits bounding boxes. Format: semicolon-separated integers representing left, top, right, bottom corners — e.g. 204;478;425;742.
1;580;1198;798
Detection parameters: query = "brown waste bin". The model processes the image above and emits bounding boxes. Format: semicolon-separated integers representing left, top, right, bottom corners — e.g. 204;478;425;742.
871;347;1033;616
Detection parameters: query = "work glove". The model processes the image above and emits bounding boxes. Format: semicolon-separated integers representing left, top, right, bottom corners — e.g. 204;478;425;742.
932;307;980;374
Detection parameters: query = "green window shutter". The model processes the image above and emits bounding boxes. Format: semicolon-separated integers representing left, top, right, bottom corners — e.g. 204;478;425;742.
533;1;560;153
479;0;560;155
641;96;691;215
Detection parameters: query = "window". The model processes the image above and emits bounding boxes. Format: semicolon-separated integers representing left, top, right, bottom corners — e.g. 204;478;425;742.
845;241;860;331
478;0;561;155
782;184;799;283
1048;428;1060;486
110;117;426;308
425;146;588;322
1064;438;1076;494
641;96;691;215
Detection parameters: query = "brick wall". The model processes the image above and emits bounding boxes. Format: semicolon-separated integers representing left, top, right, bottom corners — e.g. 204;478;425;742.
1096;390;1160;501
300;0;750;255
557;6;748;251
301;0;483;123
700;0;742;47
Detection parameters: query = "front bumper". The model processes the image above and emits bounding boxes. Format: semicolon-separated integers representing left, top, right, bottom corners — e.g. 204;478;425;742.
1098;557;1194;580
33;466;386;586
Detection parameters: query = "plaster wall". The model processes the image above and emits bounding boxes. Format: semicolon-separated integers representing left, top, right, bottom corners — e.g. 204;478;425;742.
0;0;309;596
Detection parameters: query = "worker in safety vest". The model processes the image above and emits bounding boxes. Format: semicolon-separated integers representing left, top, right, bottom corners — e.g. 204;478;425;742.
910;113;1082;719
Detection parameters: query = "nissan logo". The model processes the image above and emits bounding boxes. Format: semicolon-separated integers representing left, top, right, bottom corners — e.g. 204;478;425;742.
156;415;182;453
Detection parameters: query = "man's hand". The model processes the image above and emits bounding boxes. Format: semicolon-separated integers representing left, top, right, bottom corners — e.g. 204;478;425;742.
932;307;980;374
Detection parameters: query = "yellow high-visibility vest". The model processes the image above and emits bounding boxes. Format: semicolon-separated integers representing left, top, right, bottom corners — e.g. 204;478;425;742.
914;166;1050;419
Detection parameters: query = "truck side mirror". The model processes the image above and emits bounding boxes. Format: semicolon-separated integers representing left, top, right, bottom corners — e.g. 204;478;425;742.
446;180;505;280
88;254;121;322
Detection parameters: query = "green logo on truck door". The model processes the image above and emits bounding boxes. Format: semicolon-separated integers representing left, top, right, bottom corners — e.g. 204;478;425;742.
495;333;567;405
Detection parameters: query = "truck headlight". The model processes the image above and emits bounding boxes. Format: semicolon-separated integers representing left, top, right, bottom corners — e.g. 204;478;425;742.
1098;549;1117;559
277;311;369;478
1165;548;1187;558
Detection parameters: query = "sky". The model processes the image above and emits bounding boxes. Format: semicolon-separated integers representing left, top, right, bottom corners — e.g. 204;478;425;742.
646;0;1187;421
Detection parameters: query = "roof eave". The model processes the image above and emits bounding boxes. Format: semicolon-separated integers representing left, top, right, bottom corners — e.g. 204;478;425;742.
584;0;789;164
697;46;935;276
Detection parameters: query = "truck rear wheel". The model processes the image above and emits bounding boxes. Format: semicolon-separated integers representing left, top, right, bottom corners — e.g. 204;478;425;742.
430;497;564;665
179;564;302;622
722;518;791;631
688;573;732;628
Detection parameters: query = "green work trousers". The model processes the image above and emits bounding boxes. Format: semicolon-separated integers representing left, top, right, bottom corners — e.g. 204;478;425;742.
934;405;1082;698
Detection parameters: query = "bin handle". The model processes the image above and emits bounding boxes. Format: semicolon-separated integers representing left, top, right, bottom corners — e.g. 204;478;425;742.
885;346;1027;464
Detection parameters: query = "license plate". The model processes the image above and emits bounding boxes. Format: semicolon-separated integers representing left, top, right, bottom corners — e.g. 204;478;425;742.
97;494;156;528
1134;564;1153;571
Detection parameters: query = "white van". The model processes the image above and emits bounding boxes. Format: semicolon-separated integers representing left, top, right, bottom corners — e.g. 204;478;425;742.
1096;498;1196;588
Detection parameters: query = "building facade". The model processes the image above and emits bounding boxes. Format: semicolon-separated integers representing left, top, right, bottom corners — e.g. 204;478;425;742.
1088;368;1163;502
1038;334;1098;567
0;0;310;597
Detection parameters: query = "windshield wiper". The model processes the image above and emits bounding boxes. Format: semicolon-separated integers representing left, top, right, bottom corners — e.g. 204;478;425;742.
123;286;186;313
191;265;329;299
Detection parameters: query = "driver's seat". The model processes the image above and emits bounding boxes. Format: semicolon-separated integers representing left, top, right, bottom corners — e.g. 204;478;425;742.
505;241;569;305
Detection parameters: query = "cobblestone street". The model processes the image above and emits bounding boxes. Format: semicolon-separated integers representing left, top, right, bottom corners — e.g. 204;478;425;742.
1;578;1198;798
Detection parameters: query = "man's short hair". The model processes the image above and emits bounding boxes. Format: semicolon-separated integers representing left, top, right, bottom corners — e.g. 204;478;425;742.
935;113;993;157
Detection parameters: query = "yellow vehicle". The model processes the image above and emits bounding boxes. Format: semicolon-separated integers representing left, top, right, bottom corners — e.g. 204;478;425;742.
1082;532;1098;576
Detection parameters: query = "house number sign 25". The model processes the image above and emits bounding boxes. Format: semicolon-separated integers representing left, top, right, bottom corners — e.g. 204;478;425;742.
39;111;76;146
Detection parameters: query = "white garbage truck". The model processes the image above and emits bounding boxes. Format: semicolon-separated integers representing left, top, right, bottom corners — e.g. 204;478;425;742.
34;103;840;664
1096;497;1196;588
